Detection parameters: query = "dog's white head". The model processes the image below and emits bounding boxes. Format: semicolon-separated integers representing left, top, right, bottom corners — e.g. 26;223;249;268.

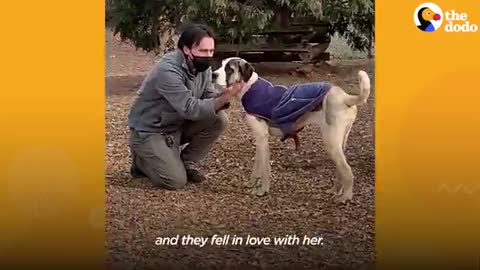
212;57;255;88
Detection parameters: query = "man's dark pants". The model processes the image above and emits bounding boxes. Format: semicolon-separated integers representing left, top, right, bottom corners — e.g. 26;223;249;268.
128;111;228;190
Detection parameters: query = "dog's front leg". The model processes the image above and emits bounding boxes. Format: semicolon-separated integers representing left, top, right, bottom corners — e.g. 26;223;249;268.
245;148;261;188
251;133;270;196
245;115;271;196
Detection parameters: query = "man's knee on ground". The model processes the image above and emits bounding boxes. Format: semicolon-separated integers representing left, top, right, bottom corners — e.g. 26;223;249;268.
150;170;187;190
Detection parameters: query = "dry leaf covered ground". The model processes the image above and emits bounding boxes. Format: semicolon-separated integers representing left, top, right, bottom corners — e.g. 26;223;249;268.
106;28;375;270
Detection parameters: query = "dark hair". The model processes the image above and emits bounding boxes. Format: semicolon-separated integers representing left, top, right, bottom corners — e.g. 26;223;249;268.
177;23;216;50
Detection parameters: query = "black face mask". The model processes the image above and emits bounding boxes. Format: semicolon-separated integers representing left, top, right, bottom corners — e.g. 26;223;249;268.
191;55;212;72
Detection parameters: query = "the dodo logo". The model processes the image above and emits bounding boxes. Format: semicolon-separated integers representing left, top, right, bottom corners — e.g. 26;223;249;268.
414;2;478;33
414;3;443;32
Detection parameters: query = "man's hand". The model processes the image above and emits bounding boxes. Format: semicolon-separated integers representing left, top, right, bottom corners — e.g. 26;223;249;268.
224;81;246;97
213;81;246;112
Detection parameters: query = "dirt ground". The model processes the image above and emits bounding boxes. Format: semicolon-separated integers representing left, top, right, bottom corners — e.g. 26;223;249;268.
105;28;375;269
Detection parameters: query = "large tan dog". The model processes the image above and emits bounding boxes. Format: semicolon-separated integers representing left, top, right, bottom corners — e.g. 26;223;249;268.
213;57;371;203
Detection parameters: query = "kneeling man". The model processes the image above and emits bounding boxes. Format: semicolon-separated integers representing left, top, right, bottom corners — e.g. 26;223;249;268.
127;23;244;190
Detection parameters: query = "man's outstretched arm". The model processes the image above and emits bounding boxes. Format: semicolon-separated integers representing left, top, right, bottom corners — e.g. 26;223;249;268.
155;67;233;120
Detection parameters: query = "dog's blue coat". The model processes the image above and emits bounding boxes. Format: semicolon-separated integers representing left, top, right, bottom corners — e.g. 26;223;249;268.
241;77;332;135
240;78;287;120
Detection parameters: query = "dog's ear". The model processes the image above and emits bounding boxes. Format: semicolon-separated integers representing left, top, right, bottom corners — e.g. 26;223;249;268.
239;60;254;82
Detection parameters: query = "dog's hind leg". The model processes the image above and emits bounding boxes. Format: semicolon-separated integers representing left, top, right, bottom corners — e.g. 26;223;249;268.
324;120;354;196
342;121;353;152
325;171;343;196
321;119;355;203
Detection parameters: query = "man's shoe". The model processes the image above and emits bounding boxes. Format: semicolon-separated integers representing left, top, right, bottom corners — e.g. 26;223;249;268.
186;169;207;183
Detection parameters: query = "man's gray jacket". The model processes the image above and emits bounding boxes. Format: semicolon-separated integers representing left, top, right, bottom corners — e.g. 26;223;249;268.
128;50;220;133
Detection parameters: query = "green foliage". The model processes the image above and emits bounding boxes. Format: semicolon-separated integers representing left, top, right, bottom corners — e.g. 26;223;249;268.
322;0;374;53
109;0;184;53
184;0;274;44
108;0;374;54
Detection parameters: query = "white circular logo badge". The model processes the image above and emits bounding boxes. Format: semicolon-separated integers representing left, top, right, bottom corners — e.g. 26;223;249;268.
414;2;443;32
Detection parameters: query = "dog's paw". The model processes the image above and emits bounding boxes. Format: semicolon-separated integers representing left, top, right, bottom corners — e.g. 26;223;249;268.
251;188;268;197
244;181;255;188
334;193;353;204
325;185;343;196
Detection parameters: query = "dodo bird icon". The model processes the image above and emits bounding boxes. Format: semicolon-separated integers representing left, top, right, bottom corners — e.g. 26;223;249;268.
415;4;443;32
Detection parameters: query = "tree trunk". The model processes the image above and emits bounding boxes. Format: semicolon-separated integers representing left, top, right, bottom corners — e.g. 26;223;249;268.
367;31;374;58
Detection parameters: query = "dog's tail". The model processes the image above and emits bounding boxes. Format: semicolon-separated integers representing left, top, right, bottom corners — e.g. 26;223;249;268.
343;70;371;107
